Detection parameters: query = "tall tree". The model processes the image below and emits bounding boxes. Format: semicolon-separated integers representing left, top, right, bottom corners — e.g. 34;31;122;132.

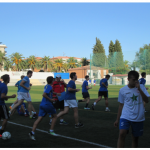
92;37;106;67
27;55;40;71
81;57;89;66
67;57;78;68
10;52;26;71
135;44;150;74
108;40;115;69
0;51;7;71
40;56;53;72
114;40;124;68
108;40;124;74
4;58;13;71
53;59;64;72
109;40;115;53
62;63;69;72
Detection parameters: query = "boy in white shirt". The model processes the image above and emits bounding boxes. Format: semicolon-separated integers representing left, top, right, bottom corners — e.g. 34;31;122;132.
114;70;149;148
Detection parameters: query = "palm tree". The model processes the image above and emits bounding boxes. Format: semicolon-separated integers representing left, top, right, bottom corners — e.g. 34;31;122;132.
0;51;7;71
67;57;78;68
53;59;64;72
4;58;13;71
27;55;40;71
81;57;89;66
10;52;26;71
62;63;69;72
40;56;53;72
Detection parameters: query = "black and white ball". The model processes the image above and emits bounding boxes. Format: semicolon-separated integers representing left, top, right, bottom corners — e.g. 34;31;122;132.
2;131;11;140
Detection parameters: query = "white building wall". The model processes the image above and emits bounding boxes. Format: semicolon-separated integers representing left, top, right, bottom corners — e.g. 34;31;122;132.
0;71;54;79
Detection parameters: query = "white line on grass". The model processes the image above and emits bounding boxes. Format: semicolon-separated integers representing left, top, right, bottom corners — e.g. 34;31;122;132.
7;121;112;148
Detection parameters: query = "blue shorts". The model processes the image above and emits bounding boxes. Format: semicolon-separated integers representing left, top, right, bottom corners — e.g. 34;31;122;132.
38;104;56;117
119;118;144;137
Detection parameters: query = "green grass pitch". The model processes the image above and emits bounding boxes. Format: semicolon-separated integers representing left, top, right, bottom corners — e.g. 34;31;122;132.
1;85;150;148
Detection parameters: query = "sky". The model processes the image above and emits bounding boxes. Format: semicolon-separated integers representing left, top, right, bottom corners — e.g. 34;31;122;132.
0;2;150;63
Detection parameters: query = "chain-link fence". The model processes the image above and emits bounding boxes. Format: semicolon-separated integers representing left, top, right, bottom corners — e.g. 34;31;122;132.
89;49;150;85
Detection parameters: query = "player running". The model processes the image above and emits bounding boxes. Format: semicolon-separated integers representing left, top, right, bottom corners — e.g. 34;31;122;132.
0;74;16;138
49;74;68;125
29;76;60;140
139;72;149;112
9;75;25;110
9;70;37;119
57;72;84;128
92;75;110;111
114;70;149;148
78;75;92;109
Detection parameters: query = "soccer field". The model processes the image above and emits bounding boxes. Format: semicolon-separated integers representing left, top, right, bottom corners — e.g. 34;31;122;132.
5;84;150;103
1;85;150;148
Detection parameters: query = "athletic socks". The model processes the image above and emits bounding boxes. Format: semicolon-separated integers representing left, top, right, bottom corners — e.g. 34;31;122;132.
93;102;96;106
11;104;14;108
32;111;36;115
85;103;88;108
31;131;35;135
60;119;63;122
50;130;53;132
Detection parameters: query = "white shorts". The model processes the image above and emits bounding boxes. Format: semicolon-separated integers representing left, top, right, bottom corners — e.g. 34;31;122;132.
17;92;31;102
64;100;78;108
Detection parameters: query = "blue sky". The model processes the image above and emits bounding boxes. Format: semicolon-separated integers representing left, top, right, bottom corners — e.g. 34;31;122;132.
0;3;150;63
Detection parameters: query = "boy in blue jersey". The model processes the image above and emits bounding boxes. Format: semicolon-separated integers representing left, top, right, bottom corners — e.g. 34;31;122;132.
9;70;37;119
29;76;60;140
78;75;92;109
0;74;16;138
9;75;25;110
92;75;110;111
57;72;84;128
114;71;149;148
139;72;149;112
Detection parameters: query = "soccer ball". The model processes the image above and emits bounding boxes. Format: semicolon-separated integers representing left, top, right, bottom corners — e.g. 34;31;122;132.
2;131;11;140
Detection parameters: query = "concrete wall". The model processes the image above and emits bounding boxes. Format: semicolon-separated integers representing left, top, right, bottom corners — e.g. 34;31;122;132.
0;71;54;79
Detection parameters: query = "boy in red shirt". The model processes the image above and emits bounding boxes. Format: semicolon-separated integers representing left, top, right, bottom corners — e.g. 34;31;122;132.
49;74;68;125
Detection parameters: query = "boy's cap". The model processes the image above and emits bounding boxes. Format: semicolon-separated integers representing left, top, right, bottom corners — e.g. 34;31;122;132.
56;74;61;78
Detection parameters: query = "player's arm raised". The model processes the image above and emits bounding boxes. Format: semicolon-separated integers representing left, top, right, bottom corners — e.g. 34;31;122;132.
136;81;149;103
42;92;55;102
20;80;30;91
